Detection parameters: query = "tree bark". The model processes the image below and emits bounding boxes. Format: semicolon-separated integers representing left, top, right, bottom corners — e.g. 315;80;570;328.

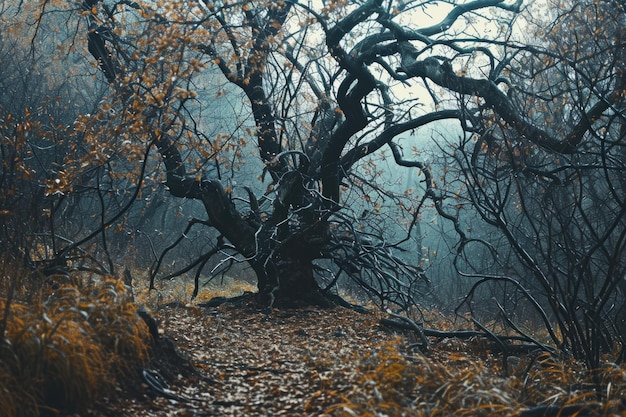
262;255;330;307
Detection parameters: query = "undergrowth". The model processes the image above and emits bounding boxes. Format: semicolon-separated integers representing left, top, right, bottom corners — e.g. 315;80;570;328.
317;338;626;417
0;262;150;417
2;259;624;417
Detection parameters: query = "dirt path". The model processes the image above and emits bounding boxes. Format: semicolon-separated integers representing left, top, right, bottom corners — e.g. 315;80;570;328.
94;301;396;416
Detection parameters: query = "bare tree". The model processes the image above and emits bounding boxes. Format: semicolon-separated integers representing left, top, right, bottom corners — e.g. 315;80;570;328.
29;0;623;363
443;0;626;368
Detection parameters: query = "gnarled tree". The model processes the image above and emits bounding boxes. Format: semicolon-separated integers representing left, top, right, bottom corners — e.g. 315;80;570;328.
37;0;624;365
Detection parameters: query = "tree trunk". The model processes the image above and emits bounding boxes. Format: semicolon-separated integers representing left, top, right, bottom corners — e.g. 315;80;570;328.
249;254;329;307
270;256;330;307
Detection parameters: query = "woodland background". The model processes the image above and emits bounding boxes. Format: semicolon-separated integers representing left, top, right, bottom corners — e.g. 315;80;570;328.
0;0;625;415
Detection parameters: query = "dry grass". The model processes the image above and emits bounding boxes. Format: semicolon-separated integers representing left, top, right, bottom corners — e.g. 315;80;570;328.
133;270;257;306
0;262;151;417
315;331;626;417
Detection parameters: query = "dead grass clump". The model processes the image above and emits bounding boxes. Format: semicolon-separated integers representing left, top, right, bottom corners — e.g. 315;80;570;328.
81;277;150;374
0;273;150;417
320;336;626;417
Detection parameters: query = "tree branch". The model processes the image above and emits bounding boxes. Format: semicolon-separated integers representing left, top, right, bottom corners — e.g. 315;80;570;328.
397;43;621;154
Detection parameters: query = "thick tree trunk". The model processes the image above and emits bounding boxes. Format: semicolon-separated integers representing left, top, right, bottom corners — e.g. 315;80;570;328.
270;256;329;307
255;236;333;307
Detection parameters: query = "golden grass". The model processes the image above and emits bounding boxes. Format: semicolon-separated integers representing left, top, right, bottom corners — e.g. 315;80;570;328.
132;271;257;307
319;333;626;417
0;270;150;417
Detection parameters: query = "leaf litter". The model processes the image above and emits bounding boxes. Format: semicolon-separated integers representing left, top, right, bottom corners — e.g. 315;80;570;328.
86;299;625;417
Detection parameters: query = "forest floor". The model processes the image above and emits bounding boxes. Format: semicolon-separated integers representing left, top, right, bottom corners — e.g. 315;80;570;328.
84;280;625;417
